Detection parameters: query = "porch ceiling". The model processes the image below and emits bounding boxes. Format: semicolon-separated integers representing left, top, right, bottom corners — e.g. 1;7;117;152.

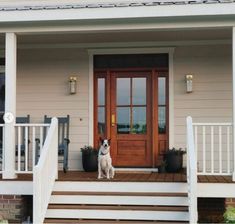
12;28;233;45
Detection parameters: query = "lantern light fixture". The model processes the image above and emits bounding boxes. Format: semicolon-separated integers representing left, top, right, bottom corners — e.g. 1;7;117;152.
69;76;77;94
185;74;193;93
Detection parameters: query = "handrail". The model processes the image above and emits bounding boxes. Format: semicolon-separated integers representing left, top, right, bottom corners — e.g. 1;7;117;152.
33;117;58;224
193;122;232;126
15;123;50;127
186;116;198;224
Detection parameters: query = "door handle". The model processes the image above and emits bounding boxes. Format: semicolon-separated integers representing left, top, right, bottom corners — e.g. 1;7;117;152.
112;114;116;127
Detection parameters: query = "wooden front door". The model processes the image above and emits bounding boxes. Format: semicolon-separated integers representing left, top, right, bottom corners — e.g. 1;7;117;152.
110;72;151;167
94;69;168;167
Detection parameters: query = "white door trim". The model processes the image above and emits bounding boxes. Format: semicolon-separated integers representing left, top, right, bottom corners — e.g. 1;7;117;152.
88;47;175;148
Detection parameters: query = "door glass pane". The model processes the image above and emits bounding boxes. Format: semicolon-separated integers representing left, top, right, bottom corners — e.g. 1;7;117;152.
98;78;105;106
158;106;166;134
98;107;105;135
133;78;146;105
117;78;130;105
158;77;166;105
132;107;146;134
117;107;130;134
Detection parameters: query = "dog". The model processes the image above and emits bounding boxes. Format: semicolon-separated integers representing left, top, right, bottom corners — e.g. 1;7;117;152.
98;138;115;179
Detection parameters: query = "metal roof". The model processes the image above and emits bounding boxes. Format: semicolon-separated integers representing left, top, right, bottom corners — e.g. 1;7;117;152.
0;0;234;12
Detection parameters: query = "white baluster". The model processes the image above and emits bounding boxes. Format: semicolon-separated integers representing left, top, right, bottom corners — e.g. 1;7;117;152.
211;126;214;174
203;126;206;173
227;126;230;174
32;127;36;168
25;126;29;172
219;126;222;174
17;126;21;172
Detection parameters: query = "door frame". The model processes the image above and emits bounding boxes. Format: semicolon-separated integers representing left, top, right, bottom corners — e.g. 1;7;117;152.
94;68;169;167
88;47;175;149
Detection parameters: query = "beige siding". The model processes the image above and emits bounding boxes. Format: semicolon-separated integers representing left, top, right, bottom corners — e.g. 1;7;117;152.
17;48;89;170
174;44;232;148
174;45;232;171
16;44;232;170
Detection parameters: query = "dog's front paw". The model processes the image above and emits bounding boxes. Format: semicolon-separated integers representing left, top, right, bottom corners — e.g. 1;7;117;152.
98;175;102;179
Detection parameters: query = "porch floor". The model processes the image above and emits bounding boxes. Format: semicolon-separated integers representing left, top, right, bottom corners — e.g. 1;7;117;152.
0;171;233;183
58;171;234;183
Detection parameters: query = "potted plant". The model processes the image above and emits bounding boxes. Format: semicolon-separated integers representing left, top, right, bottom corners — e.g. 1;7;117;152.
224;206;235;223
158;160;167;173
164;148;186;173
81;145;98;172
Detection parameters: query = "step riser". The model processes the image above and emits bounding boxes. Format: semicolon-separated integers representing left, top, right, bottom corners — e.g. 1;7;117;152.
45;209;189;221
47;182;189;222
50;195;188;206
54;182;187;193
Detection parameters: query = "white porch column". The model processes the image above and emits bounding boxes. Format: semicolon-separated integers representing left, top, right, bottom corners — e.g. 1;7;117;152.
233;27;235;181
3;33;17;179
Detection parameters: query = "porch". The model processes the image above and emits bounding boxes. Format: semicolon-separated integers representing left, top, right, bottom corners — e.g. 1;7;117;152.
1;170;235;183
0;21;234;223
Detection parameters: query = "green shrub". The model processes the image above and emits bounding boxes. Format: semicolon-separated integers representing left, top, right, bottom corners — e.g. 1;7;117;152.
0;221;8;224
224;206;235;223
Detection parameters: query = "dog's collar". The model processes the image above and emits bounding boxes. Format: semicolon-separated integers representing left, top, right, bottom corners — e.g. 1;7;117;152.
101;151;108;156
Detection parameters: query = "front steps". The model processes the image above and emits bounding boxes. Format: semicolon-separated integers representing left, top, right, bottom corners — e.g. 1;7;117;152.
44;181;189;223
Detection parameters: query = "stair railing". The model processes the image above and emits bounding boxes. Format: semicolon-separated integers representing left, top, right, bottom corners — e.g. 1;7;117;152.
33;117;58;224
186;116;198;223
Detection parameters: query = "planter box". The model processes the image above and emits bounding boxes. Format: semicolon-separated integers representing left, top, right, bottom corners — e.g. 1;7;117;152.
82;151;98;172
165;153;183;173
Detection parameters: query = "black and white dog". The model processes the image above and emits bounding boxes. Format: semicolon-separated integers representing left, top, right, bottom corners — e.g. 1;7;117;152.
98;138;115;179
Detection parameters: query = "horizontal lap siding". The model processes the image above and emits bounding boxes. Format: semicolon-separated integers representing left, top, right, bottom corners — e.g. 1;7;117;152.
17;48;89;170
174;44;232;147
16;45;232;170
174;45;232;171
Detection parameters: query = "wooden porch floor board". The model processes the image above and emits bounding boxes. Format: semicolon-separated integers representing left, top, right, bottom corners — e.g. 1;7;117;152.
0;171;233;183
57;171;187;182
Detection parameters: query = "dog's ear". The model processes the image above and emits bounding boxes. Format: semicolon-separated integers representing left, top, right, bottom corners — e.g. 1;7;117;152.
108;139;111;145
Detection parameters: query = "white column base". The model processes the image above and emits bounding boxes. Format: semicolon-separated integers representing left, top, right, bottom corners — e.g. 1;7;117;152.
232;173;235;182
3;171;17;179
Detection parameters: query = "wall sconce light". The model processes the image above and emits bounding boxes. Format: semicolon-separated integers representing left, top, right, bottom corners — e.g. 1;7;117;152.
69;76;77;94
185;74;193;93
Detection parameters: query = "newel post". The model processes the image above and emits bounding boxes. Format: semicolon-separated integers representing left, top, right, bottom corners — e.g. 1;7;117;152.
233;27;235;181
3;33;17;179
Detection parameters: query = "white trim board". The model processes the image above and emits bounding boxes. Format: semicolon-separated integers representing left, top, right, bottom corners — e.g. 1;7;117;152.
198;183;235;198
0;39;230;50
45;209;189;221
1;22;235;34
54;182;187;193
0;3;235;24
0;181;33;195
88;47;175;147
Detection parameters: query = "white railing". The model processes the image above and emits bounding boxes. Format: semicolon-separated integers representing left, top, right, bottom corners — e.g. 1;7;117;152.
186;116;198;224
0;124;5;173
14;123;50;174
33;117;58;224
193;122;233;175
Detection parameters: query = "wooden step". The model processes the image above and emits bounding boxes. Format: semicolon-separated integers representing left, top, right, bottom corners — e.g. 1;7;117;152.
44;218;188;224
54;182;187;194
45;208;189;221
47;204;188;211
49;194;188;206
